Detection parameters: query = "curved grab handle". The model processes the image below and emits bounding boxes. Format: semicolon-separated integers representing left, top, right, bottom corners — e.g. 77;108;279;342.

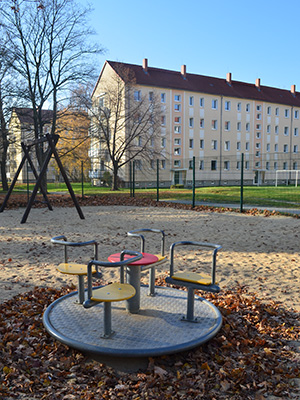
127;229;165;255
51;235;98;262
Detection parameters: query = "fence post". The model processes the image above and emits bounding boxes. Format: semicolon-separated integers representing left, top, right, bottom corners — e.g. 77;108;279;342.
192;156;195;208
132;160;135;198
156;159;159;202
240;153;244;212
26;160;30;203
129;162;132;197
81;161;84;199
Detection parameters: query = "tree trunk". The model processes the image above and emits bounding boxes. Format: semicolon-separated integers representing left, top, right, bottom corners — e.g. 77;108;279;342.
112;162;119;191
0;158;8;191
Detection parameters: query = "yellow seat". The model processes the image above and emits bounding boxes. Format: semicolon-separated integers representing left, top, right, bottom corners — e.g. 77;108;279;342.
83;250;142;338
166;241;222;322
51;235;99;304
57;262;96;276
172;271;217;286
91;282;136;302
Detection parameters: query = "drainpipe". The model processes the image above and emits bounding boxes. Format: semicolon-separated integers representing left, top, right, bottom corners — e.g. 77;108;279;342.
290;106;294;175
219;96;223;185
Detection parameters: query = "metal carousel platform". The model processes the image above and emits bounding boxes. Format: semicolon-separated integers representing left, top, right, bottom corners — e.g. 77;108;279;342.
43;285;222;371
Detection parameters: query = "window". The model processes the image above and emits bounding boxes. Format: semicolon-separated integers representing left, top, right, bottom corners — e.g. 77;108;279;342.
138;136;142;146
212;140;217;150
150;137;154;147
189;160;193;170
134;90;141;101
174;138;181;145
161;160;166;169
256;124;261;130
212;120;218;130
257;113;261;120
161;93;166;103
256;132;261;139
274;144;278;152
237;141;241;151
255;161;261;168
161;138;166;148
245;161;249;170
245;142;249;151
283;144;288;153
293;162;298;170
224;161;230;170
189;139;194;149
255;151;260;157
135;160;142;170
161;115;166;125
174;125;181;133
211;160;217;170
174;104;181;112
275;107;279;116
174;160;181;167
246;123;250;132
189;118;194;128
293;144;298;153
274;162;278;170
174;148;181;155
256;142;261;149
174;94;181;102
267;125;271;133
200;98;204;107
200;139;204;149
225;101;231;110
200;118;204;128
246;103;250;112
175;116;181;123
150;160;155;169
224;141;230;151
284;126;289;136
285;109;289;118
189;96;194;106
225;121;230;131
283;162;288;170
237;102;241;111
149;91;153;101
267;106;271;115
199;160;204;170
237;122;241;131
257;105;261;111
295;110;299;119
275;125;279;134
266;162;270;170
212;99;218;109
294;127;299;136
236;161;240;170
266;143;270;152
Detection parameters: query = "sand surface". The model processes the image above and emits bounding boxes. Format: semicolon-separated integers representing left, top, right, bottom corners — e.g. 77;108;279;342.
0;205;299;311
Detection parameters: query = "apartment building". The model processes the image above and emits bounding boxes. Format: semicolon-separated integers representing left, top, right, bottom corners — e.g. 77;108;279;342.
7;108;54;182
90;59;300;187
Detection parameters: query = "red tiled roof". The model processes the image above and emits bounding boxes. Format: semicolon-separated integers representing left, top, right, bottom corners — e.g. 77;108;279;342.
13;108;53;125
106;61;300;107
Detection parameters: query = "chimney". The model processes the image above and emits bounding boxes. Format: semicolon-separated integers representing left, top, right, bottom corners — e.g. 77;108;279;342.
181;64;186;79
291;84;296;96
143;58;148;74
255;78;261;91
226;72;232;86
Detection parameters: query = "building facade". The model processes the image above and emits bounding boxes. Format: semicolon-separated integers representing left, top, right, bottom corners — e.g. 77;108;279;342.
90;60;300;187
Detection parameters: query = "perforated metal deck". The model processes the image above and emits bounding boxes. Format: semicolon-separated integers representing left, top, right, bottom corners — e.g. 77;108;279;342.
43;286;222;358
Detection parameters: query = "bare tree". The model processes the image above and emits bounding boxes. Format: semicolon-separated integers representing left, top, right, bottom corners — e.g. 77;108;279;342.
0;0;103;189
89;67;164;190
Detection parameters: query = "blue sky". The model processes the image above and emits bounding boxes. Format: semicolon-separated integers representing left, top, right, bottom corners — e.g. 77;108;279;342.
79;0;300;91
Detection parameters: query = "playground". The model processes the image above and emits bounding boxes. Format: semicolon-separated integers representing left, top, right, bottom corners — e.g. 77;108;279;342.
0;203;299;398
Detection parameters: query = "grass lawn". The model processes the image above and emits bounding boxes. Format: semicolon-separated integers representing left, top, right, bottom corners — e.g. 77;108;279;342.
1;182;299;209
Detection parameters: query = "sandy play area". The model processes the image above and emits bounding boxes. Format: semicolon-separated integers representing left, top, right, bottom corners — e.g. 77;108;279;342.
0;204;299;311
